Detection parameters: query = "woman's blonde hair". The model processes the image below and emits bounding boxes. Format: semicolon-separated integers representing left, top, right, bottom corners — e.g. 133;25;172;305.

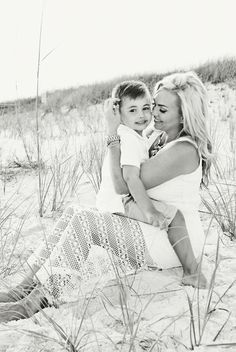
153;71;213;186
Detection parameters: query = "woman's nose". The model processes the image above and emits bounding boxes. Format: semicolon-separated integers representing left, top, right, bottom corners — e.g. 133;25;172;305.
152;106;158;116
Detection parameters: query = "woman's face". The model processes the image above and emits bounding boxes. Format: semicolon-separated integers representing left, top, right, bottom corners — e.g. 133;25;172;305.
152;89;182;138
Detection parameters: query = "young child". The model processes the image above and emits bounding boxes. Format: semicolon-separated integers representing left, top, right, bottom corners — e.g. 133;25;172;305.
96;80;197;274
97;80;175;226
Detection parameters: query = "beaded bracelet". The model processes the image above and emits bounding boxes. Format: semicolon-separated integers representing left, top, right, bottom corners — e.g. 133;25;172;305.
106;134;120;147
107;140;120;148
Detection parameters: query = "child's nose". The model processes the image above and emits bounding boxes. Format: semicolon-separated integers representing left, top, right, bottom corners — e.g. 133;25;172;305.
139;110;144;118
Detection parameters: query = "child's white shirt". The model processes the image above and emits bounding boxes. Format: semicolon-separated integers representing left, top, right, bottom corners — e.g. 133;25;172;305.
96;124;149;213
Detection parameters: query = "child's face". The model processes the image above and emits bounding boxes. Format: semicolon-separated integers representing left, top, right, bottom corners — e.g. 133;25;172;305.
120;95;152;135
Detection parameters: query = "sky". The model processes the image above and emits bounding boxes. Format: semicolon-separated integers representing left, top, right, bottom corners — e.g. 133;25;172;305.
1;0;236;102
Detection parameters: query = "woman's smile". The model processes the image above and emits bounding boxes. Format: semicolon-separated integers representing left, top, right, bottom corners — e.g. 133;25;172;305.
153;118;162;123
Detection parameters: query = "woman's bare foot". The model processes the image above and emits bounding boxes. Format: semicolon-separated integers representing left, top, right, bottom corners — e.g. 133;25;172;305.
0;279;37;303
0;301;30;322
182;261;207;289
182;271;207;289
0;286;48;323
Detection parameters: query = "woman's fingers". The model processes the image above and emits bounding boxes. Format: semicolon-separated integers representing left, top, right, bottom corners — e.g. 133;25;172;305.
152;219;160;227
104;98;120;113
147;212;168;229
160;218;169;231
104;98;121;134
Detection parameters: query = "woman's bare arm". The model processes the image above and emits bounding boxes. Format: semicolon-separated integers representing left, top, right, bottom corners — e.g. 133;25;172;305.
140;141;200;189
108;144;129;194
108;141;199;192
104;98;199;192
104;98;129;194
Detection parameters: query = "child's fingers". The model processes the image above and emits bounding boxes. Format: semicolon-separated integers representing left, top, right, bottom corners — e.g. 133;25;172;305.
145;127;155;138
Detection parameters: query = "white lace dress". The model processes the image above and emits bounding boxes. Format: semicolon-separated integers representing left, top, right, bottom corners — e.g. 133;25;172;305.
27;137;205;302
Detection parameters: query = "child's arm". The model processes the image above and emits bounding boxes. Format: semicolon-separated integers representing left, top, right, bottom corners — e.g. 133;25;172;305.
123;165;164;227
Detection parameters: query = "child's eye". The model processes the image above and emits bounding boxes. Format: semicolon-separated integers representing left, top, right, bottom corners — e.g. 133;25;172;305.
143;106;150;111
129;109;136;113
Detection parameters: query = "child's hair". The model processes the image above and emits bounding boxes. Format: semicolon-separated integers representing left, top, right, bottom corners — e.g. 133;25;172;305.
153;71;213;187
112;80;151;105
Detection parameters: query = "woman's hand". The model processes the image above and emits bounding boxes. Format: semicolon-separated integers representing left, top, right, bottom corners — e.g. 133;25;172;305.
144;208;168;230
104;98;121;134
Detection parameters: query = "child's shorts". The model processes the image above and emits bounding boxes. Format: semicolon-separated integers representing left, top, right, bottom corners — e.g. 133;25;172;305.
122;195;177;227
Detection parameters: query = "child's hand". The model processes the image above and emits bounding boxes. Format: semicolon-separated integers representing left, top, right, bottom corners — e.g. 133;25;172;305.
143;126;155;139
104;98;121;134
148;130;168;158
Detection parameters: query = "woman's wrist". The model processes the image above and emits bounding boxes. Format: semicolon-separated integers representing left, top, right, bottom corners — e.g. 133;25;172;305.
107;140;120;148
106;134;120;147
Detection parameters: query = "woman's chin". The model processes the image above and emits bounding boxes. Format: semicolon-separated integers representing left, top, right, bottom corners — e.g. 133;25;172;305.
154;125;164;131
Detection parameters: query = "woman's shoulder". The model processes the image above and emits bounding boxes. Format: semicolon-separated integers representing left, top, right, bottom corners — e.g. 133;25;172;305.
163;136;199;155
161;136;200;172
168;135;198;147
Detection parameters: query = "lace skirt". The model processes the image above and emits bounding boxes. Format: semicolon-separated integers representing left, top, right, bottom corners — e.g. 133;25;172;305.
27;205;150;303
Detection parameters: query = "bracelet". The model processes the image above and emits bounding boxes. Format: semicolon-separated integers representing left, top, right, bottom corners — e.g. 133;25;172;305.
106;134;120;146
107;140;120;147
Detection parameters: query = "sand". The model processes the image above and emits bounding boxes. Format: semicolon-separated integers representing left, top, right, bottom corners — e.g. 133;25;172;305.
0;83;235;351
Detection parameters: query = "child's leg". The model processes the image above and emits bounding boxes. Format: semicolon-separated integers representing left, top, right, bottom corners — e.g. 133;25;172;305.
123;195;169;226
122;196;149;223
123;197;207;287
168;210;207;288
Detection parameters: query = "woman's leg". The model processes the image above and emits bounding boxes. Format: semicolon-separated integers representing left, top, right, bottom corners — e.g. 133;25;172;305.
168;210;207;288
0;285;48;322
0;206;75;302
35;209;147;299
0;209;147;322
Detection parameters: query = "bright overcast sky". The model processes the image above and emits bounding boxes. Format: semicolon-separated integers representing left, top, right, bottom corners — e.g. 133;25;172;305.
1;0;236;102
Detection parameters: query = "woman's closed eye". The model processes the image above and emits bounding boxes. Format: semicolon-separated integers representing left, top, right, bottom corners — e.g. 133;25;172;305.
152;101;168;113
160;108;167;113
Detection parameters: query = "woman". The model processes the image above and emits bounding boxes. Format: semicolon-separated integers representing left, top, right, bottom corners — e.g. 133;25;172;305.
0;71;212;322
105;71;212;280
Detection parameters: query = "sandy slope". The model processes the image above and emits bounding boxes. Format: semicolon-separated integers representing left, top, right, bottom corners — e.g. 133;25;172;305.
0;83;235;351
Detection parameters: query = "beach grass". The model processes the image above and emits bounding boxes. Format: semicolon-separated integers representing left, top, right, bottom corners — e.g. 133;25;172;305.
0;58;236;351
